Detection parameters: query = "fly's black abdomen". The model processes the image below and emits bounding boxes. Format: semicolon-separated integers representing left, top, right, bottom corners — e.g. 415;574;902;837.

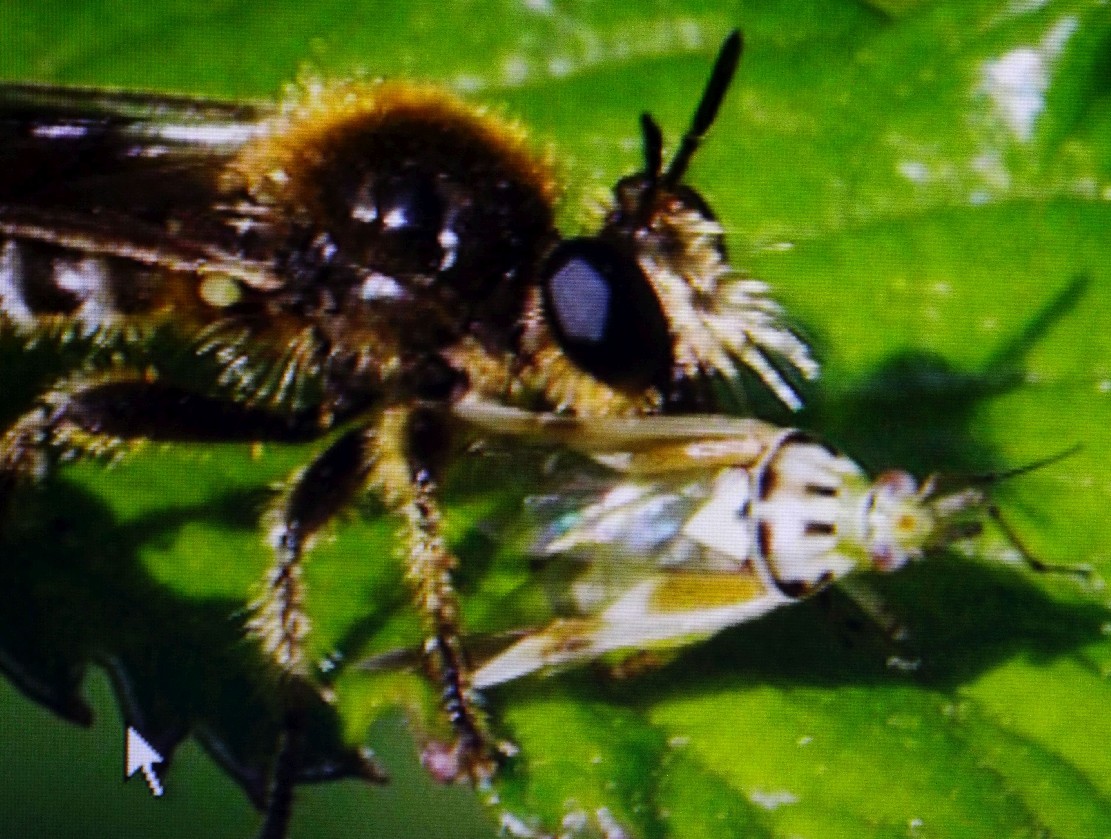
0;86;281;339
0;238;170;333
0;240;79;321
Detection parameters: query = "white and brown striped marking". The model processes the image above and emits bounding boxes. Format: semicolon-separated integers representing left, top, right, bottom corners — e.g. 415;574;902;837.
0;238;166;334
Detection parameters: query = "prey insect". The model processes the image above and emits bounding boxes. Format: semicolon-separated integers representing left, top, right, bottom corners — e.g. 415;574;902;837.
454;400;1090;687
0;30;815;790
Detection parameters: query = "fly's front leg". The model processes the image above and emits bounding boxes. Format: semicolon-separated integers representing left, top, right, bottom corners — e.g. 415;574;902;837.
0;376;317;499
135;417;388;839
254;404;498;781
369;406;498;783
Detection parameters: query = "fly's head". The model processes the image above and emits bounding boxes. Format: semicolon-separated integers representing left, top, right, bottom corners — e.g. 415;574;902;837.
535;31;817;412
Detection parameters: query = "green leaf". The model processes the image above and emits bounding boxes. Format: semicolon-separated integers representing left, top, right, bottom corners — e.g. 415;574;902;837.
2;2;1110;838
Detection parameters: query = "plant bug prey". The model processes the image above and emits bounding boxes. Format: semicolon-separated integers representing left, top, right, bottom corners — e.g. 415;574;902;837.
453;400;1089;688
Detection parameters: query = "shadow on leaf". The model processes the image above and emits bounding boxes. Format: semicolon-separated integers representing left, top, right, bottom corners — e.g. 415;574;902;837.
0;478;381;813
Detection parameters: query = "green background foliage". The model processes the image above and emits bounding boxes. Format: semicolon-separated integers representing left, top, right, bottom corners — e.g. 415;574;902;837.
1;1;1110;837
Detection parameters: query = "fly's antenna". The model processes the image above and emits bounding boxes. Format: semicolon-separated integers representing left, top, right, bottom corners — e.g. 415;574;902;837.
660;29;743;189
639;112;664;186
632;31;740;224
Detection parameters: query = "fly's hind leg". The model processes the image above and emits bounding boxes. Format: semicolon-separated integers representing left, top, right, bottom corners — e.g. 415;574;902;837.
0;374;338;670
0;375;316;496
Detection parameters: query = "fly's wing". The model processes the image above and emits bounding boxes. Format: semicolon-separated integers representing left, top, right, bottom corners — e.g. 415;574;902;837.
0;84;266;228
473;461;791;689
0;83;286;336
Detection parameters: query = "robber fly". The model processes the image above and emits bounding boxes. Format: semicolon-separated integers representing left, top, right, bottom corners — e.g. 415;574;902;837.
0;31;816;783
453;399;1090;687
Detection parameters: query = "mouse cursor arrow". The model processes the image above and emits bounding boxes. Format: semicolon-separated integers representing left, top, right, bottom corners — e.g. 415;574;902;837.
125;726;165;797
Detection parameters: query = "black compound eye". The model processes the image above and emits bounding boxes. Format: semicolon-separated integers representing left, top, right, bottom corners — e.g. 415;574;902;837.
541;239;672;391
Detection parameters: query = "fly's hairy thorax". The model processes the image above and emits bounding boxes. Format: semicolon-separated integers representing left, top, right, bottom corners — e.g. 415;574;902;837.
223;83;559;364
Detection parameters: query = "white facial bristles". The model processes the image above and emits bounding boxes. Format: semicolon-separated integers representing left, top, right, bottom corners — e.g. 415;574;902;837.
640;209;818;411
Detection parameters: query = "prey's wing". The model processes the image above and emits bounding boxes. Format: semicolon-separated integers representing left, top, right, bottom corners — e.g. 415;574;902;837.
454;397;779;473
473;461;791;688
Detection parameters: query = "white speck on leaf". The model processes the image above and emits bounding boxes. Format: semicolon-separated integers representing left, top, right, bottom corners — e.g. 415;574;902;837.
748;788;800;810
595;808;631;839
452;74;485;93
898;160;930;183
548;56;575;77
977;16;1078;142
502;55;530;85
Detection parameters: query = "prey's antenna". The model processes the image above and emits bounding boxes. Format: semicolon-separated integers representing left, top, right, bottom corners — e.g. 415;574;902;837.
661;29;744;188
931;444;1083;499
932;443;1091;579
967;444;1083;487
